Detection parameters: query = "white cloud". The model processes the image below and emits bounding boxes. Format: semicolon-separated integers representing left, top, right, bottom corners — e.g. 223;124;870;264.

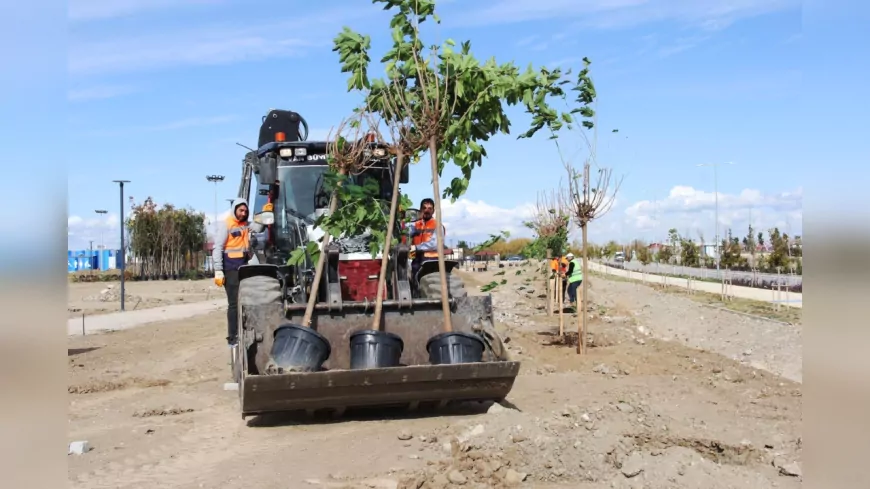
623;185;803;242
453;0;798;30
68;205;235;250
69;198;537;250
67;212;120;250
70;188;801;251
439;198;537;244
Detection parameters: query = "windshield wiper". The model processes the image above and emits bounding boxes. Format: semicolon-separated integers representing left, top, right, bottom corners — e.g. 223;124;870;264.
284;207;314;225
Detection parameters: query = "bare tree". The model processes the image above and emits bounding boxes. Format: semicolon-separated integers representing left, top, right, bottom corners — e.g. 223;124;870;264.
301;111;379;327
367;82;428;332
563;159;622;353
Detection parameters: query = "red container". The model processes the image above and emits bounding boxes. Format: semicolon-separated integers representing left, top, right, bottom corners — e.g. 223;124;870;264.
339;259;386;302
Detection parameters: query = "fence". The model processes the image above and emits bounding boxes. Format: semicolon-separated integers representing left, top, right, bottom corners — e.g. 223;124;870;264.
590;262;802;309
606;260;802;288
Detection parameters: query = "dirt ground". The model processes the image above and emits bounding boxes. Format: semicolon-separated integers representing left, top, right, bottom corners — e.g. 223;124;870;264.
67;279;218;318
67;262;802;488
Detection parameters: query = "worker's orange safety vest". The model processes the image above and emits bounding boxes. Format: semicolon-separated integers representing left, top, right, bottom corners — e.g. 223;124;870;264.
224;215;250;259
413;219;441;258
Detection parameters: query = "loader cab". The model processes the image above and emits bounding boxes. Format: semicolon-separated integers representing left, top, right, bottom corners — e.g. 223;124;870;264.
250;140;408;269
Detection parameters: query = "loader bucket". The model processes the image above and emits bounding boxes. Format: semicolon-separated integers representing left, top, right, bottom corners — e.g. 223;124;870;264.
236;295;518;418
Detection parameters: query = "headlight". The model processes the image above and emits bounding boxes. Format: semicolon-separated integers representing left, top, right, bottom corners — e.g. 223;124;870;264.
295;148;307;156
373;148;386;157
279;148;294;158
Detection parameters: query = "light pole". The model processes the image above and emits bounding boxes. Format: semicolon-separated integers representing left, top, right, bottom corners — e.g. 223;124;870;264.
95;209;108;252
206;175;224;273
696;162;734;271
113;180;130;311
206;174;225;238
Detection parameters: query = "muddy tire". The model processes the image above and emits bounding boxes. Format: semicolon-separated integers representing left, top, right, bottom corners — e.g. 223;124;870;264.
238;274;283;376
476;321;510;362
418;272;468;300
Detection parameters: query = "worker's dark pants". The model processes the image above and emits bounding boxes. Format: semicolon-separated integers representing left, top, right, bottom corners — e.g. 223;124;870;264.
567;280;582;304
224;269;240;344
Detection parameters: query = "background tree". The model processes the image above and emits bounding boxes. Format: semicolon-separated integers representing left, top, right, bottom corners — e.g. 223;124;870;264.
637;246;651;265
300;113;381;327
126;197;206;280
720;228;746;269
767;227;791;270
603;240;620;258
522;188;571;259
679;235;700;267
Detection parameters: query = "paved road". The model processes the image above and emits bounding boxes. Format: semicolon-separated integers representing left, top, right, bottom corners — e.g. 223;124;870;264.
590;262;802;308
67;299;226;336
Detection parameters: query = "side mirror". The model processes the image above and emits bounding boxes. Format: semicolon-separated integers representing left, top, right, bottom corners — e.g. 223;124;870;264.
404;208;420;223
399;162;409;184
257;155;278;185
254;211;275;226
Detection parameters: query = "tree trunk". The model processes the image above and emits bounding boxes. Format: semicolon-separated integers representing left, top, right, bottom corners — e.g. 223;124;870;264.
578;223;589;354
557;272;564;337
301;169;346;327
546;249;553;317
427;136;453;332
371;151;406;331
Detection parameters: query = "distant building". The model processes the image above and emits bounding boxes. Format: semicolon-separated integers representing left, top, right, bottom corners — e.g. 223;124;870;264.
648;242;665;253
699;242;717;258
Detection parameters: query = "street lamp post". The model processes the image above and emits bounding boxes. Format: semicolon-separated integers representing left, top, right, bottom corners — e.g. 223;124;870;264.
696;162;734;271
206;175;225;271
95;209;108;253
113;180;130;311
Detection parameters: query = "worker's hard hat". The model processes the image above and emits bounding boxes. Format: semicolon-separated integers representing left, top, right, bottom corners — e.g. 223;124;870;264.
566;253;575;258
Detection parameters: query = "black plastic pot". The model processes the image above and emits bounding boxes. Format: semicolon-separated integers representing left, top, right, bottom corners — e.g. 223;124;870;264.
270;323;331;372
426;331;485;365
349;330;404;370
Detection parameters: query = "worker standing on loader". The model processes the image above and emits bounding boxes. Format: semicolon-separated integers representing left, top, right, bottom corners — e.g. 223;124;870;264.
565;252;583;308
409;198;446;279
212;198;273;347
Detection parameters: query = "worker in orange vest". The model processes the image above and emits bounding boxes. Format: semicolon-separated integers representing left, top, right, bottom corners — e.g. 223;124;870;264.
558;254;570;303
212;198;272;347
409;198;446;279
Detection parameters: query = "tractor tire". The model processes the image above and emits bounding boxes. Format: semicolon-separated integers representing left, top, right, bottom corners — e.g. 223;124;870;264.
476;321;510;362
237;274;283;376
418;272;467;300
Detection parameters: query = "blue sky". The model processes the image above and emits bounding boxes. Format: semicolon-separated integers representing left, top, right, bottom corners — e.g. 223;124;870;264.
63;0;811;250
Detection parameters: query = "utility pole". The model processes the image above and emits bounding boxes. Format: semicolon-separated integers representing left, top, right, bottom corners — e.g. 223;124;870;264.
697;162;734;271
95;209;108;254
113;180;130;312
206;175;225;236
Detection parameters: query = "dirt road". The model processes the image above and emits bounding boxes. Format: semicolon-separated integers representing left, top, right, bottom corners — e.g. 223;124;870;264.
68;279;217;319
67;264;802;488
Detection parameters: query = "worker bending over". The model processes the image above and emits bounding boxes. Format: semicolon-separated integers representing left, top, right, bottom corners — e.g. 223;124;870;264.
565;252;584;307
